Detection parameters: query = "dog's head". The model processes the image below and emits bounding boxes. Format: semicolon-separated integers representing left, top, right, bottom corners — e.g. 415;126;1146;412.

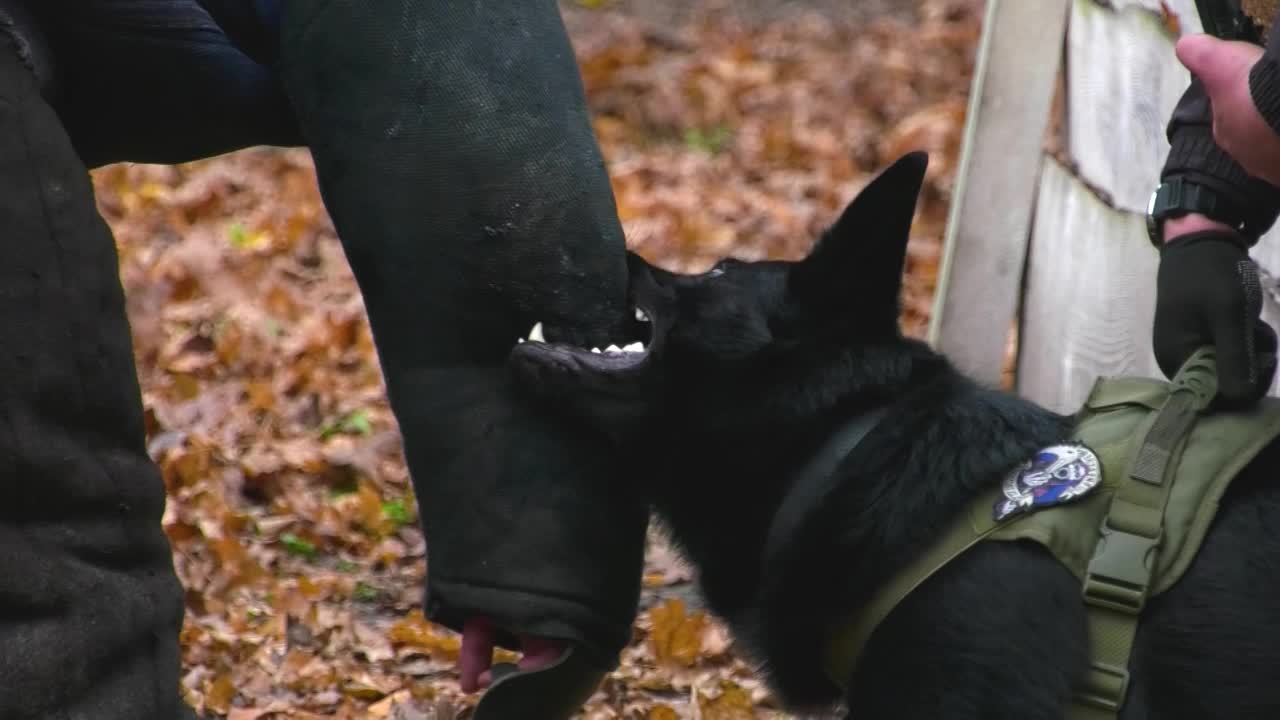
508;152;929;434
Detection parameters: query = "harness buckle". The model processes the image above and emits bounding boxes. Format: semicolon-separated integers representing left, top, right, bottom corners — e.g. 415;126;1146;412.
1075;660;1131;712
1082;522;1159;614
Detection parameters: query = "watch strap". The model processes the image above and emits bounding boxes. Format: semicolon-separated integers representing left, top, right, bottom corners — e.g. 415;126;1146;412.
1148;176;1263;247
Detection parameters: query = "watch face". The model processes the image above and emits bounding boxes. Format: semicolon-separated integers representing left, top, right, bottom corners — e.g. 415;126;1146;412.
1146;187;1161;244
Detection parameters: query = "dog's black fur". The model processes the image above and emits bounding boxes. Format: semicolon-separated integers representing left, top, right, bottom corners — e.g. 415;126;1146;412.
509;153;1280;719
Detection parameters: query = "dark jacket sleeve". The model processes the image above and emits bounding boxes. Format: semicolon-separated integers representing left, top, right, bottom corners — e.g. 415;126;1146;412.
32;0;301;168
1161;9;1280;238
195;0;280;66
1250;10;1280;136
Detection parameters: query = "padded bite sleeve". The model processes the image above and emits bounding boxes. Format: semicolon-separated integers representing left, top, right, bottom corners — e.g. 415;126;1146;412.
276;0;646;666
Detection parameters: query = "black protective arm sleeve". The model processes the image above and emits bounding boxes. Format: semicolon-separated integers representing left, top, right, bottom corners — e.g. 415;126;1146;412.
276;0;648;667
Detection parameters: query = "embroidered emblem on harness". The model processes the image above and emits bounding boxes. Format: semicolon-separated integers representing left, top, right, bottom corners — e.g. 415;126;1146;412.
993;443;1102;522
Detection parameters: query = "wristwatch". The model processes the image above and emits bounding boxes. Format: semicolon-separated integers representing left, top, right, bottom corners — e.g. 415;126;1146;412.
1146;176;1257;246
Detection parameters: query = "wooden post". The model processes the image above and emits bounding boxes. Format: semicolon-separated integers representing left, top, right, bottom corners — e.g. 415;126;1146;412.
927;0;1071;385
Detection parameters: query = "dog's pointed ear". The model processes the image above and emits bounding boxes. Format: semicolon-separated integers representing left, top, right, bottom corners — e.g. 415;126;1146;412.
788;152;928;327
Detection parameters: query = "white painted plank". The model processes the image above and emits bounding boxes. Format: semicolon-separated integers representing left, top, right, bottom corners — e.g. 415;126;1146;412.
1017;157;1162;412
1016;157;1280;412
1251;225;1280;277
929;0;1071;385
1065;0;1193;214
1107;0;1203;29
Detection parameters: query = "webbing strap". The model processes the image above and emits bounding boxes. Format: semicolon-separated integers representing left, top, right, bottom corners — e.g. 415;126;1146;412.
1068;348;1217;719
823;509;1004;686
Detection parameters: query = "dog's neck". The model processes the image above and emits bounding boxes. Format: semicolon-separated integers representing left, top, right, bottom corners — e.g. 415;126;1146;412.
742;353;1074;703
761;401;893;567
643;341;952;613
766;364;1072;598
790;404;892;490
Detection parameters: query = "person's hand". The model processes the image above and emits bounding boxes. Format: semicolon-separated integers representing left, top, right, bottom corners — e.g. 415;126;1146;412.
1175;34;1280;186
1154;227;1278;404
457;618;568;693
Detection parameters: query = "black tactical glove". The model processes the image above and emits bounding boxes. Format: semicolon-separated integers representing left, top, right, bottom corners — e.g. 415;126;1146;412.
1155;230;1279;404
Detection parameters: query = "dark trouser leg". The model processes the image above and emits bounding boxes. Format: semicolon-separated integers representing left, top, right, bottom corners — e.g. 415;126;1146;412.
276;0;649;678
0;32;189;720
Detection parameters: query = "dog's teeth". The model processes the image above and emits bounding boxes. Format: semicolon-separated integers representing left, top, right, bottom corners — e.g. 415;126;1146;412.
527;322;545;343
605;344;622;354
517;337;525;344
622;342;645;353
591;347;602;354
635;308;650;323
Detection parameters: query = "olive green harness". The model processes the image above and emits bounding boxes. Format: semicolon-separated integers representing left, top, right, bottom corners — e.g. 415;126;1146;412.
823;350;1280;718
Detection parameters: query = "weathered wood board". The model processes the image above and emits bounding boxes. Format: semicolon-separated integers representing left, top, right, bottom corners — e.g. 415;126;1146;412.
1018;158;1280;413
1017;158;1162;412
928;0;1071;385
1064;0;1194;213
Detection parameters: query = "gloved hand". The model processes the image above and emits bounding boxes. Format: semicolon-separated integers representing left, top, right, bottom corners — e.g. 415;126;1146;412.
1154;230;1279;404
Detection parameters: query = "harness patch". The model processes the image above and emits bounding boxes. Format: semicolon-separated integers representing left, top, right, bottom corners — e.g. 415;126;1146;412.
993;444;1102;522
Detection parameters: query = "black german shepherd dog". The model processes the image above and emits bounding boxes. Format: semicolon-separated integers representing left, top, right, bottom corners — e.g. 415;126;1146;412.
508;153;1280;719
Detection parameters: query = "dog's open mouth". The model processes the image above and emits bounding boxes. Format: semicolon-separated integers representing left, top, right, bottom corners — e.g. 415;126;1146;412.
510;304;656;378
